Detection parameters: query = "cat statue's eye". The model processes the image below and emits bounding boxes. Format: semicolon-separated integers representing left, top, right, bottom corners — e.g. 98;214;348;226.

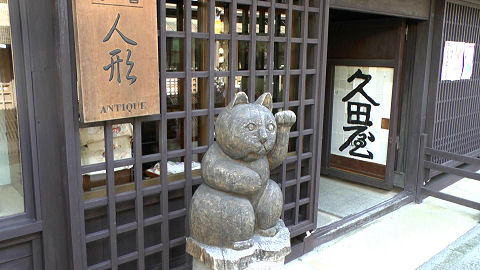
247;123;256;131
266;123;275;131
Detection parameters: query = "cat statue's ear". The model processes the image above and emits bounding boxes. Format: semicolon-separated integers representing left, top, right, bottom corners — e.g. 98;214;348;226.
255;92;273;111
226;91;249;110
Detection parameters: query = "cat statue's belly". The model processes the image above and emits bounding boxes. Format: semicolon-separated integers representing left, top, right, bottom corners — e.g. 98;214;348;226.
189;144;283;249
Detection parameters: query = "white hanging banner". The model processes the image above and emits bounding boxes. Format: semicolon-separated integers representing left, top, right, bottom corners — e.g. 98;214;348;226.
441;41;465;81
330;66;394;165
461;43;475;80
441;41;476;81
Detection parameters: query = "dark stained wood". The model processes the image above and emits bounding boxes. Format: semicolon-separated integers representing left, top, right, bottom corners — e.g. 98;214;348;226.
18;0;80;267
0;0;451;268
81;169;132;192
330;0;430;20
404;14;435;194
330;154;386;180
0;257;32;270
0;48;13;83
0;241;31;265
425;147;480;166
328;18;403;60
284;237;304;263
425;161;480;181
38;0;364;268
426;2;480;175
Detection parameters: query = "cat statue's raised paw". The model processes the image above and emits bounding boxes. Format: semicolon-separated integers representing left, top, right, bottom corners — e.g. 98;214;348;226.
189;91;296;249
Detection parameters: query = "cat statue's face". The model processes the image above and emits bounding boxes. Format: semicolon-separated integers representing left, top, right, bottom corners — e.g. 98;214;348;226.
215;92;276;161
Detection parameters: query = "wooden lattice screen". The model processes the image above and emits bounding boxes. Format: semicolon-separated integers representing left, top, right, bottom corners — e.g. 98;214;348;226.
75;0;324;269
433;1;480;164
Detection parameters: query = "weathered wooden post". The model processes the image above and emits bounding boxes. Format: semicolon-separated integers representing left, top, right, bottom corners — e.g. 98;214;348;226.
186;92;295;269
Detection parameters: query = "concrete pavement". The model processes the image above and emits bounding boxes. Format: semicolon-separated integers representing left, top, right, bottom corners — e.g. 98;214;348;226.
417;224;480;270
284;178;480;270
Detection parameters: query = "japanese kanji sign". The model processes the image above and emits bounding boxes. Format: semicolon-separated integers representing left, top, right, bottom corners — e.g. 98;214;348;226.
330;66;394;165
74;0;159;122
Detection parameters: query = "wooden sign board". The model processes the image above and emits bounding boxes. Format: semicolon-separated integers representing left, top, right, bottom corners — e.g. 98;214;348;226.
74;0;159;122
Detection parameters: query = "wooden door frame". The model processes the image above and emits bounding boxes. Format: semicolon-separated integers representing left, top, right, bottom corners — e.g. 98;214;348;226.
321;17;406;190
323;59;400;189
299;0;438;261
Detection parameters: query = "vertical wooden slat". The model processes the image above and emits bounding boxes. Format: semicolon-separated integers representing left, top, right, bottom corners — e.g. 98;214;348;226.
229;0;238;101
76;125;88;269
281;161;287;221
472;6;477;152
249;0;257;101
267;1;275;94
208;0;215;145
312;0;329;233
70;15;89;267
184;2;193;267
133;119;145;269
283;0;293;108
294;0;308;225
104;121;118;269
416;134;428;203
279;0;293;223
159;0;170;268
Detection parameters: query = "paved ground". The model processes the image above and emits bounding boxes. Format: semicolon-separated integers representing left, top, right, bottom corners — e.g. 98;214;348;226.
417;224;480;270
284;178;480;270
317;176;400;227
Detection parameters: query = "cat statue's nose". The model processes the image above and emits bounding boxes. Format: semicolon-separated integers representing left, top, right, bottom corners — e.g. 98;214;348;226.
259;128;268;144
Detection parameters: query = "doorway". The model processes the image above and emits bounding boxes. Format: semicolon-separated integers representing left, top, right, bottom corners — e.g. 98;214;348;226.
318;9;408;228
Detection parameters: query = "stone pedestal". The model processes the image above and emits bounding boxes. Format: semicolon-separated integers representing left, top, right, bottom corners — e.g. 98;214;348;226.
187;220;291;270
193;257;285;270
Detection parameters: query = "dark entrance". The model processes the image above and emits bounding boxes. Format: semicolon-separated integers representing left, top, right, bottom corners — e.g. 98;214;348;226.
322;9;407;190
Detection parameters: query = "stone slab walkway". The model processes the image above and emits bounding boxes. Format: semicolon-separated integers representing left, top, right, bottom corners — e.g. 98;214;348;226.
284;178;480;270
417;224;480;270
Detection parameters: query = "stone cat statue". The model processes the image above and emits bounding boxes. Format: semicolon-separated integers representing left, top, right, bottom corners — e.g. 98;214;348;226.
189;92;296;250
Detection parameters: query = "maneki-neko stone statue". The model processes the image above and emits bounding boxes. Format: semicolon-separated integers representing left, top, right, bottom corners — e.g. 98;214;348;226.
186;92;296;269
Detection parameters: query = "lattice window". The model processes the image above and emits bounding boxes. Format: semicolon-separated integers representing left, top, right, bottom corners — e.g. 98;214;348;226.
433;2;480;164
76;0;323;269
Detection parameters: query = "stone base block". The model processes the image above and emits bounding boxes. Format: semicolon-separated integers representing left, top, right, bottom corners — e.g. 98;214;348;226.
193;257;285;270
187;220;291;270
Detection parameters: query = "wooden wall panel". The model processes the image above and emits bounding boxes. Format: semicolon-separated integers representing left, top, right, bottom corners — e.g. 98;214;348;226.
330;0;430;19
0;242;32;270
328;19;403;60
431;2;480;164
